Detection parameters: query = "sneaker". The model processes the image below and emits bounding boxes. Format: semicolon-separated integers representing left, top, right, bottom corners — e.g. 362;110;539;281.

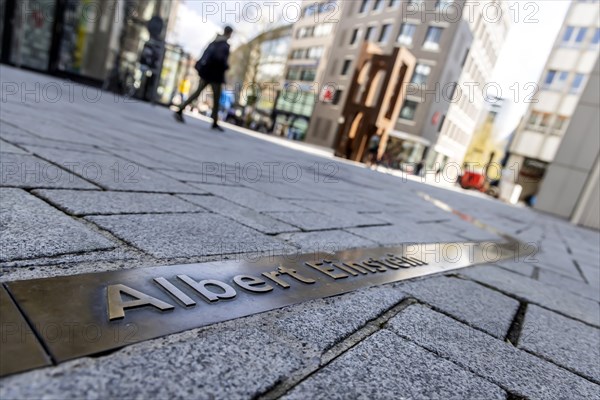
212;124;225;132
173;111;185;123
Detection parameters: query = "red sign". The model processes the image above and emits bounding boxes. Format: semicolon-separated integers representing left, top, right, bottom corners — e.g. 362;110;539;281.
320;85;335;103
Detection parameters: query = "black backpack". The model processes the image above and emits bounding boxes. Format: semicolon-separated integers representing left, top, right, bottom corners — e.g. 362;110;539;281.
195;42;215;74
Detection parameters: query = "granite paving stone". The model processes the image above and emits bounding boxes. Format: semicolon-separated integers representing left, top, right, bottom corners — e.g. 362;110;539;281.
519;305;600;382
266;211;381;231
86;213;292;259
26;146;206;193
0;314;306;400
33;189;203;216
270;286;408;352
155;168;242;186
283;329;506;400
190;184;309;212
0;152;98;189
389;305;600;400
347;224;459;245
494;259;536;277
0;188;114;261
289;199;390;224
579;261;600;289
0;140;27;154
277;230;378;253
396;275;520;338
461;265;600;326
178;195;299;234
537;268;600;301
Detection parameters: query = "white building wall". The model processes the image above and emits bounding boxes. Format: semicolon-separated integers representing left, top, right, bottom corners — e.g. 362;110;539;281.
535;57;600;229
510;1;600;166
435;0;510;164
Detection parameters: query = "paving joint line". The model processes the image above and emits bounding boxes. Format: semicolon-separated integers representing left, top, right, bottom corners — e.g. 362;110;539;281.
571;259;589;284
255;298;418;400
387;307;522;399
453;273;600;328
2;282;56;366
505;302;528;346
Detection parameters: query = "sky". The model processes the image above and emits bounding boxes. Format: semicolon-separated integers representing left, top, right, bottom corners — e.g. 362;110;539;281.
170;0;572;140
491;0;571;139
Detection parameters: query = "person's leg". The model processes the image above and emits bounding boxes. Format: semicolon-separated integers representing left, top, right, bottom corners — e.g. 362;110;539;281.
210;82;222;125
178;79;208;112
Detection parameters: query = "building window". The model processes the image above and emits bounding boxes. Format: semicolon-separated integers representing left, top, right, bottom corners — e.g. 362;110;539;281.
341;59;352;76
571;73;585;93
276;91;316;117
562;26;589;47
526;111;552;132
436;0;454;9
389;0;401;7
552;116;569;134
304;3;318;17
399;100;418;121
423;26;443;51
591;28;600;47
373;0;385;11
315;23;334;37
562;26;574;44
287;68;300;80
301;68;317;82
397;23;416;46
575;27;588;44
359;0;371;13
297;26;314;39
307;46;324;59
411;63;432;85
365;26;377;42
332;90;343;105
379;24;392;43
544;70;569;91
350;28;361;45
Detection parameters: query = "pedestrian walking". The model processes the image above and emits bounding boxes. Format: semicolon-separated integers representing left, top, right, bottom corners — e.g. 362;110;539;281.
174;26;233;132
366;134;380;168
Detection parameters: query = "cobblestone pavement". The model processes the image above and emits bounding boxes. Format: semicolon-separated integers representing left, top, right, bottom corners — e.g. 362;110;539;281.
1;67;599;399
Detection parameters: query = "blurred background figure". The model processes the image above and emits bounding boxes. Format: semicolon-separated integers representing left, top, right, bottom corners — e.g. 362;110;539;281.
174;26;233;131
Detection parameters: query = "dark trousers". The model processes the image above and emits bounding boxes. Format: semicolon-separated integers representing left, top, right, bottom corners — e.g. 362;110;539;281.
178;79;222;124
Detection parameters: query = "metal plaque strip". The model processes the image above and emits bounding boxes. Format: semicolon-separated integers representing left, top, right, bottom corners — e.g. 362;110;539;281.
0;285;52;376
4;240;520;373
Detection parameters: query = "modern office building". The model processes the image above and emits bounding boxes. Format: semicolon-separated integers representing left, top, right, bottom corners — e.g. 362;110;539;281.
428;0;510;169
535;57;599;230
227;24;292;129
273;0;339;140
508;0;600;199
304;0;475;165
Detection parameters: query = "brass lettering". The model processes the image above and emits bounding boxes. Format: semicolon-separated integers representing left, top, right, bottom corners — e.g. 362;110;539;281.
406;256;428;266
340;262;369;275
261;271;290;288
386;254;427;267
177;276;237;302
374;258;400;270
107;284;174;321
276;266;316;284
154;277;196;307
362;259;387;272
383;257;411;268
305;261;349;280
233;275;274;293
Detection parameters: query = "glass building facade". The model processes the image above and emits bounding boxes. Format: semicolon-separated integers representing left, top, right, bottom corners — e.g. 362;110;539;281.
1;0;175;89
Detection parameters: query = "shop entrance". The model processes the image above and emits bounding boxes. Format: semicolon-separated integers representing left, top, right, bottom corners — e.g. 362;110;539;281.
0;0;171;86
